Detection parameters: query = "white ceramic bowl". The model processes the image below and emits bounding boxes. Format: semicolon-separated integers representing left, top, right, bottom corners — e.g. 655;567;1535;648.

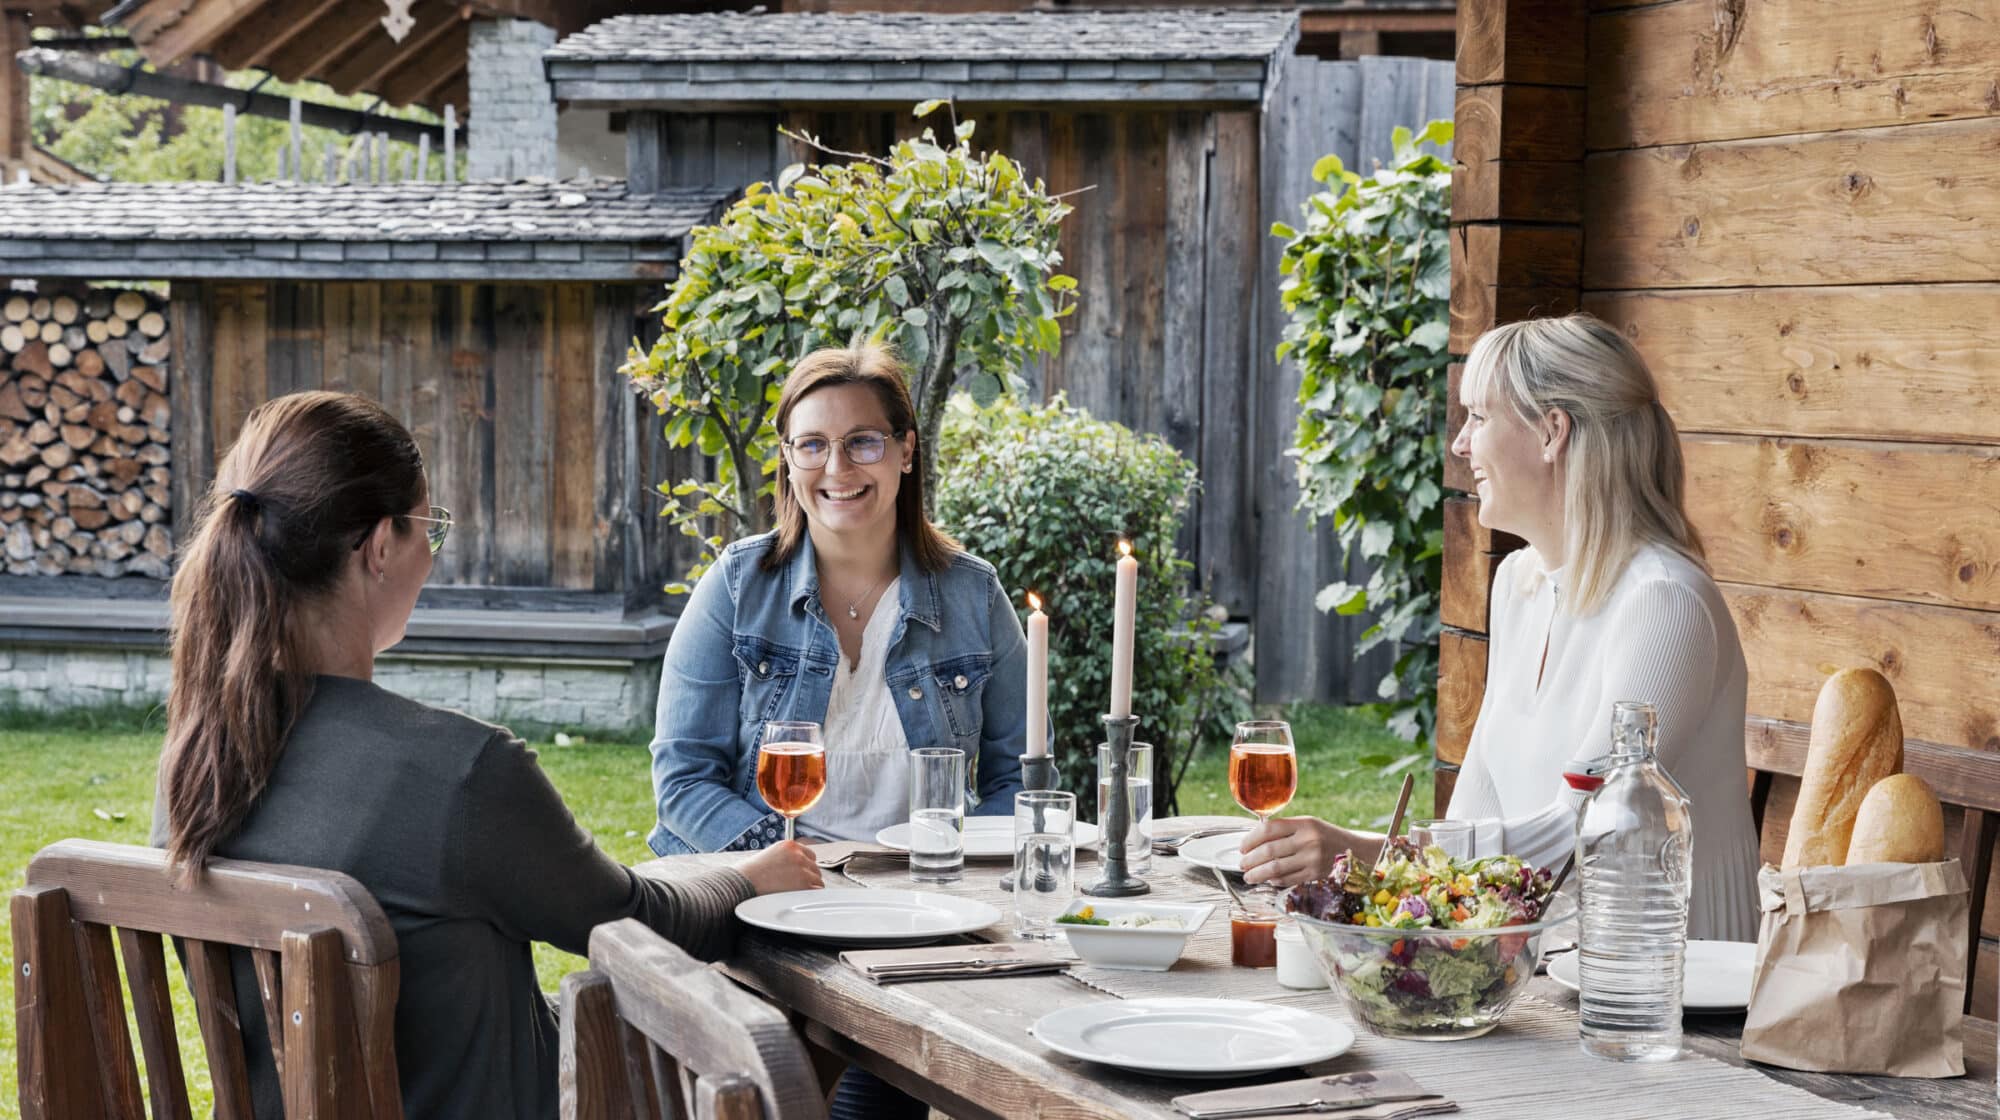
1055;898;1215;971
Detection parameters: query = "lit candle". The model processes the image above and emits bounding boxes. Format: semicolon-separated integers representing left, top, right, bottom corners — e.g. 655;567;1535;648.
1109;540;1136;719
1026;592;1049;757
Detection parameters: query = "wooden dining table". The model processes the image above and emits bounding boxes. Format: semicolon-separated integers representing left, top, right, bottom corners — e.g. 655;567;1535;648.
636;815;1995;1119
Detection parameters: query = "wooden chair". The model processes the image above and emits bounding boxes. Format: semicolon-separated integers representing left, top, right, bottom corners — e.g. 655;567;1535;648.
1748;719;2000;1015
560;918;828;1120
12;838;401;1120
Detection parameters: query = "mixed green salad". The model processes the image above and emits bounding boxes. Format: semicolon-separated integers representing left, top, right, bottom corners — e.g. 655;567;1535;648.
1285;839;1557;1030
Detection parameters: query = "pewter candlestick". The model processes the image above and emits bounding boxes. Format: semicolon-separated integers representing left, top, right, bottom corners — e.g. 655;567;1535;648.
1085;712;1150;897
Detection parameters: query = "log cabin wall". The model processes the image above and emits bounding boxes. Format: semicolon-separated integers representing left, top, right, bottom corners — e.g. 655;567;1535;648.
1581;0;2000;1014
1438;0;1587;814
1447;0;2000;1012
178;279;674;603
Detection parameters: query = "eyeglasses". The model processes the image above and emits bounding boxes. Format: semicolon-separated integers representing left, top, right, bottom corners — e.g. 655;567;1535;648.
350;505;453;555
781;430;896;471
401;506;453;554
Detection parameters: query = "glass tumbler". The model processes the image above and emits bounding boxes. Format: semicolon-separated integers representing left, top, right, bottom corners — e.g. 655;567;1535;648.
1096;739;1154;875
1409;818;1477;861
1013;790;1077;939
908;747;966;884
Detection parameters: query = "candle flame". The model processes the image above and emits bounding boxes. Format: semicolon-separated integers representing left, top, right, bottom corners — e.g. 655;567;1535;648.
1027;591;1043;611
1118;540;1133;558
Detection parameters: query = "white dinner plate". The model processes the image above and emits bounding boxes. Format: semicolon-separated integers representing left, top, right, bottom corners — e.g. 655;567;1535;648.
735;890;1001;947
1176;831;1248;873
1546;940;1757;1012
1031;997;1355;1078
876;815;1102;859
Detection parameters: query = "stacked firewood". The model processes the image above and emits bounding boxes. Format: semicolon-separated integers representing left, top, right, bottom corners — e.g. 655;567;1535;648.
0;288;173;579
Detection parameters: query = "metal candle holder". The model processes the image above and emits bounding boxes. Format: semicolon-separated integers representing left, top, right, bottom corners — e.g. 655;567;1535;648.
1085;712;1151;898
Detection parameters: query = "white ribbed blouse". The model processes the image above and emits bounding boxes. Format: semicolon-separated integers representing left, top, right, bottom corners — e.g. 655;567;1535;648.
1446;543;1762;942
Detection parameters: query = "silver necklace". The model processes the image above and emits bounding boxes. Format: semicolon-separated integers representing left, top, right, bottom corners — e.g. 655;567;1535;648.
845;573;892;620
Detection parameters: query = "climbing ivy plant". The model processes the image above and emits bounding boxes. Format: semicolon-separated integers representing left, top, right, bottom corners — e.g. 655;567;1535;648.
1275;120;1453;747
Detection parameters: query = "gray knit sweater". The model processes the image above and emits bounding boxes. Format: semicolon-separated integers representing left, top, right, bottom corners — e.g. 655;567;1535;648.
152;674;754;1120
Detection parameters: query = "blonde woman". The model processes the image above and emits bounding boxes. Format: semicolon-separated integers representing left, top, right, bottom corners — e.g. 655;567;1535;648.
1239;313;1759;942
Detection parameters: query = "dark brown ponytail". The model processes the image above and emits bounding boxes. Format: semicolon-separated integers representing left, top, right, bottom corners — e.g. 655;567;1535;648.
162;391;424;885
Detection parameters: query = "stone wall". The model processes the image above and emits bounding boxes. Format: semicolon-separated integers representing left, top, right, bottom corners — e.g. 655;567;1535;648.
467;19;558;180
0;644;660;736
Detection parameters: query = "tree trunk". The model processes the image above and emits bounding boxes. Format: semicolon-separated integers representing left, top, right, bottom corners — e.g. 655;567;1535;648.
731;441;771;539
914;317;966;522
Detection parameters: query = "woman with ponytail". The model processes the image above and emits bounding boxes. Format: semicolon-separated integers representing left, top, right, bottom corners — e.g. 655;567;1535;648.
1236;313;1759;941
155;391;821;1120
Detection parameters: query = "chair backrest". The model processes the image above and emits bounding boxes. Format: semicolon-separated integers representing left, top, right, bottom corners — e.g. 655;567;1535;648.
1747;719;2000;1015
560;918;827;1120
13;838;402;1120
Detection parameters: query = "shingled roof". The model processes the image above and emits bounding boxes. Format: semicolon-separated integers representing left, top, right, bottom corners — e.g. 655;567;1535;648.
0;179;730;282
547;10;1300;108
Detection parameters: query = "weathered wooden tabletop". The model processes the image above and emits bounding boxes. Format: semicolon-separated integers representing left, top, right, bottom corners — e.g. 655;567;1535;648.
636;816;1994;1120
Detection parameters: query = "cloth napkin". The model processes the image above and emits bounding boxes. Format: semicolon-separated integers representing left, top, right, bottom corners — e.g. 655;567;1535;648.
1171;1071;1455;1119
839;942;1066;984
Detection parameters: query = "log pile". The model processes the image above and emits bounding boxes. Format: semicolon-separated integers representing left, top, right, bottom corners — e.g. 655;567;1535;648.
0;287;173;579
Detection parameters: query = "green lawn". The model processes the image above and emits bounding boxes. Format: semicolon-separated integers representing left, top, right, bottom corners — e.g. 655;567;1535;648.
0;702;1414;1112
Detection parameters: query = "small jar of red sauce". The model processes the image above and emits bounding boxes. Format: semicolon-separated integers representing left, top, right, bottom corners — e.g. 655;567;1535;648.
1230;909;1278;968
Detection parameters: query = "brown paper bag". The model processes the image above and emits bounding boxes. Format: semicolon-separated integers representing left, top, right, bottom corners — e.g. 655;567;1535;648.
1740;860;1967;1077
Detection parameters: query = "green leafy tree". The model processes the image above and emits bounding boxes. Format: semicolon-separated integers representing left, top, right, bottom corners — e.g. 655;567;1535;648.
29;45;447;183
934;394;1251;812
622;102;1076;590
1275;121;1453;747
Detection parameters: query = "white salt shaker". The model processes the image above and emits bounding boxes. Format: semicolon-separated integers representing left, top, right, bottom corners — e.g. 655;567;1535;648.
1275;921;1326;989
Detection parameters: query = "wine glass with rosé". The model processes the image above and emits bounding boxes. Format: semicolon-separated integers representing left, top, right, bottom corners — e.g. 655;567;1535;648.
1228;719;1299;946
1229;720;1299;824
757;721;827;843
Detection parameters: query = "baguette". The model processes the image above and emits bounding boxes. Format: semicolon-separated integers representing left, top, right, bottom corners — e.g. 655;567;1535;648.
1781;668;1904;869
1845;774;1945;864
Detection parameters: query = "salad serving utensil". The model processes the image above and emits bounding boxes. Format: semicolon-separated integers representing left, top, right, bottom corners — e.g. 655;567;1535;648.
1343;774;1417;894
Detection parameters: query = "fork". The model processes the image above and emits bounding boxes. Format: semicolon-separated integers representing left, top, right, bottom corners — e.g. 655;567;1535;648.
812;843;907;871
1153;825;1248;854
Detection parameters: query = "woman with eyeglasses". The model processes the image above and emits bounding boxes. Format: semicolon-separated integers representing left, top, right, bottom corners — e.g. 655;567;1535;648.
153;390;821;1120
647;345;1029;1119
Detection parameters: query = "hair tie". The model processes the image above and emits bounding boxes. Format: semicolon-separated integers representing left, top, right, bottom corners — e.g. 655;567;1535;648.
229;488;261;511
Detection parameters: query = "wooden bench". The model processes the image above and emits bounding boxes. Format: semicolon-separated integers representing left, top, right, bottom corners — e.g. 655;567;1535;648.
1747;719;2000;1015
13;838;402;1120
560;918;827;1120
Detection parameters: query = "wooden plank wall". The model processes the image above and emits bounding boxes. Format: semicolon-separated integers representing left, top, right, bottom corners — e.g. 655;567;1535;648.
1574;0;2000;1013
181;280;664;598
1440;0;1587;813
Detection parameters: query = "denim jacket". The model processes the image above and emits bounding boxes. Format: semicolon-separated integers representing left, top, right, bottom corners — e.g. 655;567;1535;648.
648;530;1028;855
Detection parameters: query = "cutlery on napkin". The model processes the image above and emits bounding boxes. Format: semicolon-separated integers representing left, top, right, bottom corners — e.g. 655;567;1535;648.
1172;1071;1450;1120
839;942;1066;984
808;840;906;870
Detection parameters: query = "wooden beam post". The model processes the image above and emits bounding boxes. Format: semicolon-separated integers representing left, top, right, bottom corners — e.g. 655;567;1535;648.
0;9;28;172
626;110;665;196
1439;0;1587;807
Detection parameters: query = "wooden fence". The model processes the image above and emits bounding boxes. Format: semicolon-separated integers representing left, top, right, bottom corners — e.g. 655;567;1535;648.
635;55;1455;703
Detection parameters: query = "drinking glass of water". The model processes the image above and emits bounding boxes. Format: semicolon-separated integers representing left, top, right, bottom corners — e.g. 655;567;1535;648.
1097;739;1154;875
1409;818;1476;861
908;747;966;884
1013;790;1076;939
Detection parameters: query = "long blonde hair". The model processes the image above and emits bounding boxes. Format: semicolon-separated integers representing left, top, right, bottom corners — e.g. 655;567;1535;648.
1461;313;1704;616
